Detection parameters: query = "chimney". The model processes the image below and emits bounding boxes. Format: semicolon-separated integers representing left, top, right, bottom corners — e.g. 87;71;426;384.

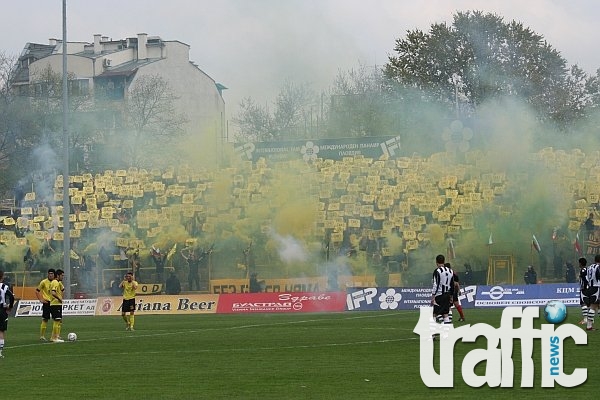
137;33;148;60
93;34;102;54
49;38;57;46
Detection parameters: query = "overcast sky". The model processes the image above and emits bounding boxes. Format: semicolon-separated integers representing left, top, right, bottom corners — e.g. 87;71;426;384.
3;0;599;119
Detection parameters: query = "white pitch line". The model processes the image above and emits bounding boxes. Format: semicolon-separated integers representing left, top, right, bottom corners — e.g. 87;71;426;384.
6;311;418;352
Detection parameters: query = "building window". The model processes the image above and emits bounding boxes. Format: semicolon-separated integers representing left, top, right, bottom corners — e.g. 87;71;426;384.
69;79;90;96
94;77;125;100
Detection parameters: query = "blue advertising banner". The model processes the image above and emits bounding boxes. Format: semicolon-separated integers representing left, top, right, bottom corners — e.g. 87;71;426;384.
345;286;477;311
475;283;579;307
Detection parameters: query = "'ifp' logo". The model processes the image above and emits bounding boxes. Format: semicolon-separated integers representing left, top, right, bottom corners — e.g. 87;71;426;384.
414;306;587;388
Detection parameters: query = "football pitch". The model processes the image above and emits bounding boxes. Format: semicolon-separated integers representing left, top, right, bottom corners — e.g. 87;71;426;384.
2;307;595;399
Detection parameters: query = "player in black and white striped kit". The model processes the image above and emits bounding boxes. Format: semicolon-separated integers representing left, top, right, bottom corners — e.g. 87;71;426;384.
0;269;15;358
431;254;455;324
579;257;589;325
583;254;600;331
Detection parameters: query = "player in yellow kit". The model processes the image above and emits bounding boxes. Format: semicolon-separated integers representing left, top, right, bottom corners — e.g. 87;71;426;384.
49;269;65;342
35;268;55;341
120;271;138;331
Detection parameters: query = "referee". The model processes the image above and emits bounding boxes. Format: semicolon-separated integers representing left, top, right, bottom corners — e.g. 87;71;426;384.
431;254;454;324
0;270;15;358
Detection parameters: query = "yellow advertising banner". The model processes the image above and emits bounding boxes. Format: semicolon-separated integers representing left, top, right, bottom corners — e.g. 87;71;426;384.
136;283;163;295
97;294;219;316
210;278;327;294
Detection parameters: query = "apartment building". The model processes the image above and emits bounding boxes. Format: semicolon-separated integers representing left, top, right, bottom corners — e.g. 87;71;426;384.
12;33;226;167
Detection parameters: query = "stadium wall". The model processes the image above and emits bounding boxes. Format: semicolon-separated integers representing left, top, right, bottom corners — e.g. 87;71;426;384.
13;283;579;317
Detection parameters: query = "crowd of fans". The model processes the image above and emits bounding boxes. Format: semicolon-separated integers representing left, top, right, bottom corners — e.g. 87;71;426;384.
0;146;595;291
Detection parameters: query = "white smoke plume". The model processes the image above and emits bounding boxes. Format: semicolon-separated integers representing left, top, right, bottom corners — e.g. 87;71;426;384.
270;230;308;264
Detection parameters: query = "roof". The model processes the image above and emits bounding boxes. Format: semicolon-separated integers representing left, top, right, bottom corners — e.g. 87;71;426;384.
96;59;160;78
19;42;56;60
13;43;58;83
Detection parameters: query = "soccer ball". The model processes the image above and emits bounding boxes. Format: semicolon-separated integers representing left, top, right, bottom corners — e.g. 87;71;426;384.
67;332;78;342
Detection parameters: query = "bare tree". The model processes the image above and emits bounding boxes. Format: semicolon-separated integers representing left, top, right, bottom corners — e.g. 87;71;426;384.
122;74;188;166
233;81;321;142
329;64;391;137
232;97;274;142
0;52;40;194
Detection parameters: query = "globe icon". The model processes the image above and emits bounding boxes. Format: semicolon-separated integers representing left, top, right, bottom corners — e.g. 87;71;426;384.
544;300;567;324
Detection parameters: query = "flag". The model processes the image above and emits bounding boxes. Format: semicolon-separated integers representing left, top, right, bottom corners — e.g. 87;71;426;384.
167;243;177;260
488;232;493;245
532;234;541;253
574;232;582;254
447;237;456;260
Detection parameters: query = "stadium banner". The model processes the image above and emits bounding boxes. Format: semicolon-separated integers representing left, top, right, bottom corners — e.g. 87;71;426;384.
95;295;219;316
137;283;163;295
234;136;402;162
211;278;327;294
474;283;579;307
15;299;98;317
216;292;346;313
345;286;477;311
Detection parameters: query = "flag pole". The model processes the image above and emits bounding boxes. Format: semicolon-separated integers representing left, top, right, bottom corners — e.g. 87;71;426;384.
530;238;534;266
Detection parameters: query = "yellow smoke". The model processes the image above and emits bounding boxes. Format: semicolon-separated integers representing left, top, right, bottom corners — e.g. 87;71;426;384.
273;200;318;239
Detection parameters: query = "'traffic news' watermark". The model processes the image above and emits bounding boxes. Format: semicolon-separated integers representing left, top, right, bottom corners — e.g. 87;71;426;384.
413;306;587;388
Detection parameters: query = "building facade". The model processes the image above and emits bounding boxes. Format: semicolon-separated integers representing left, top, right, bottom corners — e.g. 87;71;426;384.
13;33;226;168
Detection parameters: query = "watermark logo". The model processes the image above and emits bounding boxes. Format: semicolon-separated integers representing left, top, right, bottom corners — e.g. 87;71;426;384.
413;306;587;388
544;300;567;324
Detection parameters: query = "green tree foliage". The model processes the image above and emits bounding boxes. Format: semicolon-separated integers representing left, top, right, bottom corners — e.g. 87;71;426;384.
384;10;597;128
327;64;451;150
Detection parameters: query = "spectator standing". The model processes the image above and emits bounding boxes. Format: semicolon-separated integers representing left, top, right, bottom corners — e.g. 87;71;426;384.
524;265;538;284
150;245;165;283
565;262;576;283
165;272;181;295
181;247;200;291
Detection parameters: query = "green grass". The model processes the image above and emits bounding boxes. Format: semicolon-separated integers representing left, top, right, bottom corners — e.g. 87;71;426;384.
2;308;596;399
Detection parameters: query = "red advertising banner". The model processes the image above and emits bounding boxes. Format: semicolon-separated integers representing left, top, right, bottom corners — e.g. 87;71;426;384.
216;292;346;314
